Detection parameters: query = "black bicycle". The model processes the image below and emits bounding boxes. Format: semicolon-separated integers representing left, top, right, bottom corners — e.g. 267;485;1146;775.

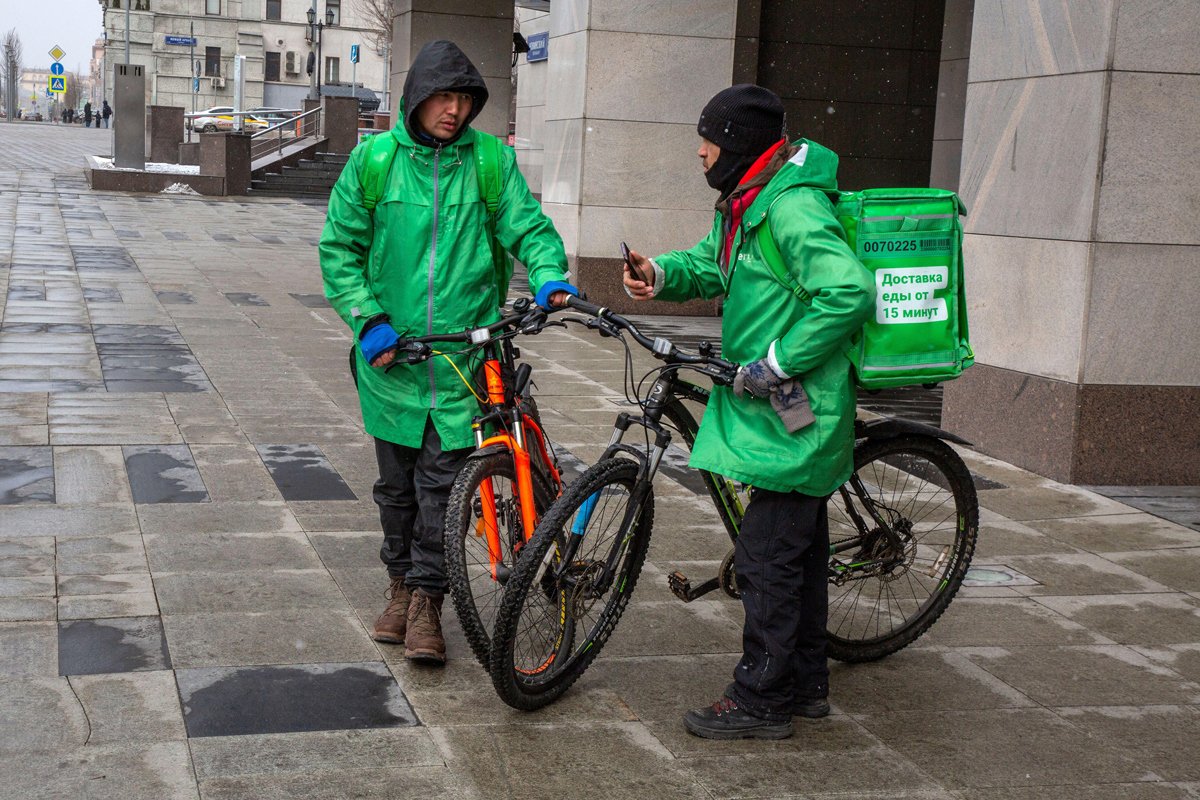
487;296;979;710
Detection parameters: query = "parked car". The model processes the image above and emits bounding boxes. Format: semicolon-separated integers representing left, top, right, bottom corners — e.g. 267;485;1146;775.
249;106;297;127
188;106;269;133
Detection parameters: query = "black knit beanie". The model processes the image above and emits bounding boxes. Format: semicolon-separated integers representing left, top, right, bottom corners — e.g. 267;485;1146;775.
697;84;786;156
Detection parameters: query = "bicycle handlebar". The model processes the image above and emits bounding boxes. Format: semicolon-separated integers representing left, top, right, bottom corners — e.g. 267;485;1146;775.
563;295;738;385
387;298;557;367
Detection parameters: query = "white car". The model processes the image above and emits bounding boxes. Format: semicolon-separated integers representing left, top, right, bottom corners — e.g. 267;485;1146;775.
189;106;269;133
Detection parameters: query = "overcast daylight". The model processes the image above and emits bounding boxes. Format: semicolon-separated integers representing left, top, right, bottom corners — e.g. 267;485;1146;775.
2;0;104;72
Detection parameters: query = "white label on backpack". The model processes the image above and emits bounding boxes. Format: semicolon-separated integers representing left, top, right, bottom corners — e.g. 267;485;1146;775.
876;266;948;324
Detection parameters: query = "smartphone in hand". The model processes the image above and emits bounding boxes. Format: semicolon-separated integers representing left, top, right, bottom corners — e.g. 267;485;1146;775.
621;241;650;283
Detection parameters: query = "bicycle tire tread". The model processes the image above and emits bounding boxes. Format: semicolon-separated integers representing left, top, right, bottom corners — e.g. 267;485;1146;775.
489;457;653;710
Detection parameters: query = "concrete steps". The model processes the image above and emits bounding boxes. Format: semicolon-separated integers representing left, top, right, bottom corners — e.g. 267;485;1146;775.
249;152;349;199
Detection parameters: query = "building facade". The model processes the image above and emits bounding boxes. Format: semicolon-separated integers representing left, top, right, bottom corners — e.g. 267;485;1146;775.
98;0;388;113
402;0;1199;486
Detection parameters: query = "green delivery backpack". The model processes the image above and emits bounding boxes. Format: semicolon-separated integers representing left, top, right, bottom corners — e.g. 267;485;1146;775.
359;128;513;302
757;187;974;390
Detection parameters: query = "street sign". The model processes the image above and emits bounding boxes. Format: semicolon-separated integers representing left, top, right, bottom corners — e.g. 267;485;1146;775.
48;76;66;94
50;62;65;76
350;44;360;64
193;77;200;92
165;35;198;46
527;32;548;63
48;44;65;61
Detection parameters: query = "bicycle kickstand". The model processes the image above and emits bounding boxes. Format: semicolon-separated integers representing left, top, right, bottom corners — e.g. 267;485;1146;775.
667;571;720;603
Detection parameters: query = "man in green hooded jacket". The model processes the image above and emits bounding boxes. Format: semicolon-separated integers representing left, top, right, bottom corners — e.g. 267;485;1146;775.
320;40;575;664
624;85;874;739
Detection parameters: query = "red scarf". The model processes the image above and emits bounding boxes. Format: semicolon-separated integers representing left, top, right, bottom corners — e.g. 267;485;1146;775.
721;139;786;269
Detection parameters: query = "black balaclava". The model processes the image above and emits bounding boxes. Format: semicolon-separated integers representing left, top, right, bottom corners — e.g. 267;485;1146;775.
401;40;489;146
696;84;786;197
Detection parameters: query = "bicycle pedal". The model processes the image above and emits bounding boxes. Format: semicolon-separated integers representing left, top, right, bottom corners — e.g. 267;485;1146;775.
667;571;694;603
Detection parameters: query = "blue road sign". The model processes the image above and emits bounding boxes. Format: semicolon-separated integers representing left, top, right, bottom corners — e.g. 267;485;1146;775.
48;76;66;93
50;62;65;76
350;44;360;64
165;35;198;46
193;77;200;92
527;32;548;62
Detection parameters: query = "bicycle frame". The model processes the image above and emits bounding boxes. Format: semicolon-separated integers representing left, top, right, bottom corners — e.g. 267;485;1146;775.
469;337;563;581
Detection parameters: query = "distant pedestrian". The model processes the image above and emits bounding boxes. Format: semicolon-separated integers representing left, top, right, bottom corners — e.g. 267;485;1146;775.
102;101;112;128
67;108;75;124
83;101;92;128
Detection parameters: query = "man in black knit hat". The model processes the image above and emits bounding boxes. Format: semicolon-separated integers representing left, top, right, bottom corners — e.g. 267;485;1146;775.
623;85;874;739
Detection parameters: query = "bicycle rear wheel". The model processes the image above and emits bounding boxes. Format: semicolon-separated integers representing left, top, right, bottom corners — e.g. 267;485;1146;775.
444;450;556;667
826;434;978;662
489;457;653;710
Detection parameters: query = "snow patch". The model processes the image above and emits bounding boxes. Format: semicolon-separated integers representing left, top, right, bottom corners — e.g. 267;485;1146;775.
95;157;200;175
161;182;200;195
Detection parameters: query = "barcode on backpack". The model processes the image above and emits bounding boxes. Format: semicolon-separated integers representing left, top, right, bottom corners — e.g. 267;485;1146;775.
920;238;951;251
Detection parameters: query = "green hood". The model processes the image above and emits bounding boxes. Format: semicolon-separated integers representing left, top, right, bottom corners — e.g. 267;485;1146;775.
743;139;840;227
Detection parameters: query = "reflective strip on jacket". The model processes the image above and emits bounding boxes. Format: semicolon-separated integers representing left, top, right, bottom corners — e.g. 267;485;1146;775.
654;139;875;495
319;124;568;450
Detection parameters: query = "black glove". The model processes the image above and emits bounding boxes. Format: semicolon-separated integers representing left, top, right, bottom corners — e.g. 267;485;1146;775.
732;358;784;399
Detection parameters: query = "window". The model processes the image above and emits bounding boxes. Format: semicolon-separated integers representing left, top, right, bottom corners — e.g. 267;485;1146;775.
265;0;280;20
205;0;220;15
110;0;120;8
326;0;340;25
265;52;281;82
205;47;221;77
324;56;339;84
134;0;149;9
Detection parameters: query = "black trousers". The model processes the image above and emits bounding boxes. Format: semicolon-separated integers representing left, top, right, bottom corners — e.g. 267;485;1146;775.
373;419;471;594
727;489;830;721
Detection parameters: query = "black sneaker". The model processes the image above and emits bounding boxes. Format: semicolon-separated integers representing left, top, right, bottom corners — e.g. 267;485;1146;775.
792;697;830;718
683;696;793;740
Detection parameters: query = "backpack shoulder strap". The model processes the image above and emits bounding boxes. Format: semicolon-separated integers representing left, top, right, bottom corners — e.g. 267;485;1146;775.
755;213;812;305
473;130;504;215
361;131;400;213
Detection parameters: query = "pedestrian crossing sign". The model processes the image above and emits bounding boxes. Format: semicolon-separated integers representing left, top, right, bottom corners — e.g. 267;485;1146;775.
48;76;66;94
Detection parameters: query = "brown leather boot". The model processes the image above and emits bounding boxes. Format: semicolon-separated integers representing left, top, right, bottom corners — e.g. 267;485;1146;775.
371;577;411;644
404;588;446;664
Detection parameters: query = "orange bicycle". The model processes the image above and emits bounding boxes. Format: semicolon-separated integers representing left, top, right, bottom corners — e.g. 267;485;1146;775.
391;298;566;667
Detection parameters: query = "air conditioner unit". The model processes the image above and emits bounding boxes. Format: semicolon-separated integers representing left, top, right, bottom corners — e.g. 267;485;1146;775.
285;51;297;74
211;76;226;89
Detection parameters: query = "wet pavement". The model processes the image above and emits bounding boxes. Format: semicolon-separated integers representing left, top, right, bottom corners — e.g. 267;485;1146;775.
2;121;1200;799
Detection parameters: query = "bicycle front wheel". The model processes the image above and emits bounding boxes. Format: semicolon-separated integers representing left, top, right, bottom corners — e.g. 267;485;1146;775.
826;434;978;662
489;457;653;710
444;450;556;667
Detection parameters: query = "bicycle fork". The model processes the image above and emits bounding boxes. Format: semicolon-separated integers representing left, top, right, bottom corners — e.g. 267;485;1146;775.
557;412;666;597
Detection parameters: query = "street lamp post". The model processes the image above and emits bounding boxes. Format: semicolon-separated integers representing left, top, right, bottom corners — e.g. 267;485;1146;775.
306;6;336;101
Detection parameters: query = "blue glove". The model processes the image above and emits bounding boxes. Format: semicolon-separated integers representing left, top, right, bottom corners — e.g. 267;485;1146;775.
733;358;785;399
534;280;579;310
359;320;400;365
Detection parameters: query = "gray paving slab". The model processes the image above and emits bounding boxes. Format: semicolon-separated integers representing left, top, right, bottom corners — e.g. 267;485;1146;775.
161;608;377;669
144;530;322;573
0;741;199;800
854;707;1149;789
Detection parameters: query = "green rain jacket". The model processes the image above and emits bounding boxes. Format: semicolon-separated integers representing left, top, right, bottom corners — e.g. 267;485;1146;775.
319;126;568;451
654;139;874;495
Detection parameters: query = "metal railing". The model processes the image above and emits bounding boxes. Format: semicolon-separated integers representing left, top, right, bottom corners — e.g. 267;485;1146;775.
249;106;323;161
